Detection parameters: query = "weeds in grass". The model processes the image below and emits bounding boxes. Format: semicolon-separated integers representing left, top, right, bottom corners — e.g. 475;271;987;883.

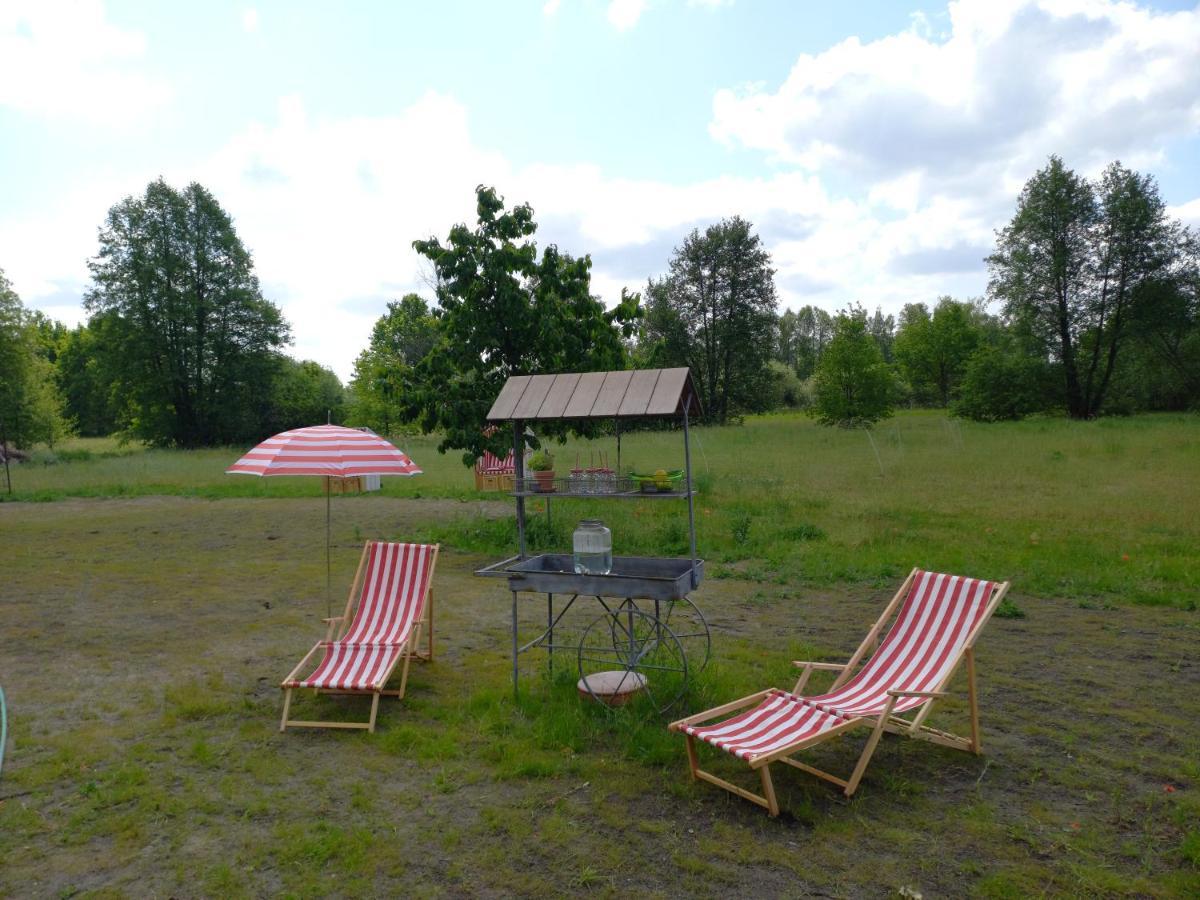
993;598;1026;619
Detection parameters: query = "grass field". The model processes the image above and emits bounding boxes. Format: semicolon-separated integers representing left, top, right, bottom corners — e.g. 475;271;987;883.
1;412;1198;897
6;411;1199;606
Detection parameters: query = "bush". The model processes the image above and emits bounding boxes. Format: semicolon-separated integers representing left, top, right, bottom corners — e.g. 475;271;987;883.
811;313;894;427
953;346;1051;422
765;361;809;410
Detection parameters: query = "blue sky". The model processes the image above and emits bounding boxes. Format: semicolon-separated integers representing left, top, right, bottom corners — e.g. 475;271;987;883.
2;0;1198;380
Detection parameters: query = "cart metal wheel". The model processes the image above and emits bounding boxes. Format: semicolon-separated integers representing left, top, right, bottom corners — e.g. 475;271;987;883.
602;598;710;678
658;596;710;675
578;606;689;713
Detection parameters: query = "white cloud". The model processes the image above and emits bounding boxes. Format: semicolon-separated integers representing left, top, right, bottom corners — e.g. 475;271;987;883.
0;0;170;123
607;0;647;31
4;0;1198;383
242;8;259;33
710;0;1200;190
1171;197;1200;230
542;0;561;16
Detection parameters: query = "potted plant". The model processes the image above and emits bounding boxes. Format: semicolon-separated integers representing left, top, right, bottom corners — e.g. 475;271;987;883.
528;449;556;492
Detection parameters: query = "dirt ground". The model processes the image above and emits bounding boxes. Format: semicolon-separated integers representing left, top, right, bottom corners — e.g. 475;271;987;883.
1;497;1197;898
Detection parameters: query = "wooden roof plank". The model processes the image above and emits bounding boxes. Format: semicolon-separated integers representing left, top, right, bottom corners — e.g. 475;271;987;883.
618;369;661;417
563;371;607;418
590;370;634;417
489;367;698;419
535;373;581;419
487;375;532;421
512;373;557;419
646;367;690;416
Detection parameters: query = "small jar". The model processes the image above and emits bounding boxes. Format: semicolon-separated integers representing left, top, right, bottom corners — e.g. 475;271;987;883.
573;520;612;575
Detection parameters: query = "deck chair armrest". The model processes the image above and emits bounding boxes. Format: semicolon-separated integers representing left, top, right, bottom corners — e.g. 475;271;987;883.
791;661;848;670
791;661;848;694
885;689;949;699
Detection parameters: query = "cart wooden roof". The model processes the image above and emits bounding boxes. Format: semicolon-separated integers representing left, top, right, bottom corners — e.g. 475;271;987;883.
486;367;702;421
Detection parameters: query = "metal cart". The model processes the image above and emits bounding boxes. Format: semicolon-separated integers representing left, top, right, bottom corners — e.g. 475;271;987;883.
477;367;710;712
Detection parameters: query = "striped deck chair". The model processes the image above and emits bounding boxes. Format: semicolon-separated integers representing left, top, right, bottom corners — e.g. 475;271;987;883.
280;541;439;733
669;569;1010;816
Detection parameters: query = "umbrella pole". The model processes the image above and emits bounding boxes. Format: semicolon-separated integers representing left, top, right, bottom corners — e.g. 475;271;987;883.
325;476;332;619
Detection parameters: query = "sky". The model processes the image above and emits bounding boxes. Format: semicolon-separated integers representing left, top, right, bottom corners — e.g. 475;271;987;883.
1;0;1198;382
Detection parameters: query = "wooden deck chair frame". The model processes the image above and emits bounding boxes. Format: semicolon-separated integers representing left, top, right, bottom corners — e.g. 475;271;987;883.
279;542;439;734
669;569;1010;816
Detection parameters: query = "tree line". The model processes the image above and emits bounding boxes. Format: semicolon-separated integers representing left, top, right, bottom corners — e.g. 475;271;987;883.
2;155;1197;474
0;179;347;467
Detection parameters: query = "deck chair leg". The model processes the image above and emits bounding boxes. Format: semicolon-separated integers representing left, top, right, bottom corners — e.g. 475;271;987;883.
845;704;894;797
279;688;293;732
396;624;420;700
426;589;434;662
685;735;700;779
966;647;981;754
759;764;780;817
368;692;381;733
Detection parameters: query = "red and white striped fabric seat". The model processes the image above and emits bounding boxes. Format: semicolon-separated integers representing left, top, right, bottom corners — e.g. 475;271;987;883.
806;571;995;717
679;690;850;762
476;450;515;475
291;643;405;691
284;542;435;691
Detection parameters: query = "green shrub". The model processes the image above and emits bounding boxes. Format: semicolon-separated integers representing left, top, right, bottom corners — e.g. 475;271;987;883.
953;346;1052;422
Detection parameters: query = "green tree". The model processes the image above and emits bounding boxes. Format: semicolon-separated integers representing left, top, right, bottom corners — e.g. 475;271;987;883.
811;309;894;427
894;297;982;406
85;179;290;446
55;319;120;436
641;217;777;423
0;269;73;488
792;305;834;379
261;357;346;433
989;157;1188;418
953;343;1052;422
407;186;640;464
1123;251;1200;407
348;294;439;434
868;307;895;362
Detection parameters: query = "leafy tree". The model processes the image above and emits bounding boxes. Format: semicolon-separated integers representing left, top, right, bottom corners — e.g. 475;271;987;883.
0;269;73;486
894;297;982;406
765;360;807;409
776;309;799;370
641;217;777;423
85;179;290;446
348;294;439;434
953;343;1052;422
55;320;120;437
407;185;640;464
988;157;1189;418
1121;235;1200;408
792;305;834;378
261;357;346;434
811;309;895;427
868;307;896;362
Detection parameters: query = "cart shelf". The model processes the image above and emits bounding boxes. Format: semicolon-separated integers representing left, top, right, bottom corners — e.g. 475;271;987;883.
505;553;704;600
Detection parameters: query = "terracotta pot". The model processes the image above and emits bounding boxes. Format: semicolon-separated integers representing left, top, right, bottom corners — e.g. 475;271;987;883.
532;469;556;492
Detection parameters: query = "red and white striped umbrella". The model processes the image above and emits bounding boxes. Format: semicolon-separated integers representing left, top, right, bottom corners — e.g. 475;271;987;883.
226;424;421;617
225;424;421;478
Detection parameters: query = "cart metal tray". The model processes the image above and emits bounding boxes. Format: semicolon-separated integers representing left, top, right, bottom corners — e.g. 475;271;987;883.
505;553;703;601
